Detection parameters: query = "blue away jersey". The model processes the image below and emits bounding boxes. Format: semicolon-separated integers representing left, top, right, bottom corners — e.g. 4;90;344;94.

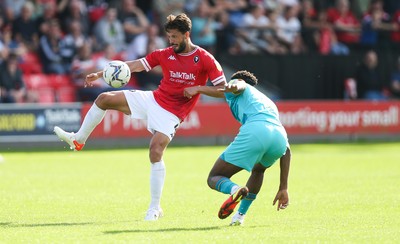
224;84;282;126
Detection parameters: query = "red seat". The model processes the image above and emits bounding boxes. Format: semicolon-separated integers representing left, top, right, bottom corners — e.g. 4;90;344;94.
23;74;51;89
57;87;76;103
37;88;56;103
48;74;74;89
19;52;43;74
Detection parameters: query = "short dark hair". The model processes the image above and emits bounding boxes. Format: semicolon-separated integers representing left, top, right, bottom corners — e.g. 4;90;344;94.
164;13;192;34
231;70;258;86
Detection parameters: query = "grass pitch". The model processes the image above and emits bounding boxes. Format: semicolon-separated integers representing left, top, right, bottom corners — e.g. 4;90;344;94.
1;143;399;243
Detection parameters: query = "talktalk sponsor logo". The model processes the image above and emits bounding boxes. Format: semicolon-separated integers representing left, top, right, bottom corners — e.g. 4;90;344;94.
280;106;399;132
169;71;196;80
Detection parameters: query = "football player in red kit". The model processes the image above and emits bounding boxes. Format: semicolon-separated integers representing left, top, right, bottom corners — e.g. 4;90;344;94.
54;13;226;220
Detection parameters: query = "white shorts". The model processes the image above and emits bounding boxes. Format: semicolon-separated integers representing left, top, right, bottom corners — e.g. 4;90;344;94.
122;90;181;140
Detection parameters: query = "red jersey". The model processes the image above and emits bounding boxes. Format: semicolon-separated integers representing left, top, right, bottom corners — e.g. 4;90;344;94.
327;8;360;43
140;46;226;120
391;10;400;42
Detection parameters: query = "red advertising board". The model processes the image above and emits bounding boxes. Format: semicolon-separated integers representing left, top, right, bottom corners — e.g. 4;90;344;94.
277;101;400;135
84;102;240;138
83;101;400;138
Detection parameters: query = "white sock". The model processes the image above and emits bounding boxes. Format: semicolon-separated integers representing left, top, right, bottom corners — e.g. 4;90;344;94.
75;103;106;143
149;161;166;209
230;185;240;195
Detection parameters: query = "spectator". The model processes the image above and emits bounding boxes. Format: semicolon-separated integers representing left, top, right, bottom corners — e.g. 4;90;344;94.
93;7;125;52
312;10;349;55
153;0;185;26
126;24;167;60
214;7;237;56
276;5;303;53
38;19;71;74
71;41;102;101
215;0;248;28
232;4;285;55
191;0;218;54
4;0;27;19
118;0;149;44
95;43;118;71
390;56;400;99
12;1;39;51
61;0;90;37
36;2;59;37
0;16;11;63
298;0;317;50
390;9;400;44
327;0;361;45
126;24;166;90
360;0;396;48
356;50;389;100
0;53;36;103
61;20;88;51
1;16;26;57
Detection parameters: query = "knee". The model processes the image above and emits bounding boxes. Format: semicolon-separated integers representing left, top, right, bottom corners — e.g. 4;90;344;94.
149;143;165;162
207;177;213;189
207;175;220;189
94;92;112;109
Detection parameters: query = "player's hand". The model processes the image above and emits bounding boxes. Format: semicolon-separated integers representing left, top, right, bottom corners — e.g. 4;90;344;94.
273;189;289;211
85;72;100;88
218;79;241;94
183;86;199;99
218;83;237;93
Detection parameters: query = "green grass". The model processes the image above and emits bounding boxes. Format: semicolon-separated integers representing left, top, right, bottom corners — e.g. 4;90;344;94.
0;143;399;243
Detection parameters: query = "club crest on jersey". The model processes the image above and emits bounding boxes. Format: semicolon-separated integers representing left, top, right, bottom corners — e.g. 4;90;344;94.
194;56;199;63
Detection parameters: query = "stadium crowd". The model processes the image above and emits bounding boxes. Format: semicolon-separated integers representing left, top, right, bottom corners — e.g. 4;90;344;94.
1;0;400;103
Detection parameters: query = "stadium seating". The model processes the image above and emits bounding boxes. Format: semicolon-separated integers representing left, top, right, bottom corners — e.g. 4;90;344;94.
19;52;43;74
23;74;77;103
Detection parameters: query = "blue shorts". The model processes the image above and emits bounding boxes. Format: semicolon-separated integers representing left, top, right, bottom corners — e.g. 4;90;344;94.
220;121;288;172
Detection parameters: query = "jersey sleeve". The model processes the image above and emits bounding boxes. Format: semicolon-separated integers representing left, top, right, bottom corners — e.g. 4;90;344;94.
204;54;226;86
140;49;163;72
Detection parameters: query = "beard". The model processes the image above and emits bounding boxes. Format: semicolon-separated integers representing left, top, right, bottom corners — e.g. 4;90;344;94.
173;41;186;53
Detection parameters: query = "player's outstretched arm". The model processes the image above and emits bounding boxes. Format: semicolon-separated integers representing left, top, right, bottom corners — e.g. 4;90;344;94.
273;147;291;211
184;85;226;99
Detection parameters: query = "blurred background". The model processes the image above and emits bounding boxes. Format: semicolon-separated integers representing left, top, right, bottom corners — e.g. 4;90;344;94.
1;0;400;149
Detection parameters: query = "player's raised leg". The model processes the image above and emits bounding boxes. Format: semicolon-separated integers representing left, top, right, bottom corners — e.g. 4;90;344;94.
54;91;130;150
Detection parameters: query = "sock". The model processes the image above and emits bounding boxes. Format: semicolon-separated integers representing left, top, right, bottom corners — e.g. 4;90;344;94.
238;193;257;215
75;103;106;143
215;177;238;195
149;161;166;209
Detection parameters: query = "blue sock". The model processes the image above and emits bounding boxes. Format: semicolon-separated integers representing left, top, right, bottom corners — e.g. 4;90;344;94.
215;177;238;194
238;193;257;215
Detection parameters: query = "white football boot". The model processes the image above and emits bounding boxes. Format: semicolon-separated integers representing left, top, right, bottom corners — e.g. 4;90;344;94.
54;126;85;151
230;212;245;226
144;208;164;221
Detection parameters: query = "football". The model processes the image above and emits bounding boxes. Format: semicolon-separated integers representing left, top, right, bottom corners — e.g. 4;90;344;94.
102;60;131;88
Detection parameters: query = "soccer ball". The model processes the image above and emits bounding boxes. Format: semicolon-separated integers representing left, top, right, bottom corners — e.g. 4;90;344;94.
102;60;131;88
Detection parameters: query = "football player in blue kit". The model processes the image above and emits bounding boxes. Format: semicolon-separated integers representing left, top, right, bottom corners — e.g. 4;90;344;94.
184;70;291;225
